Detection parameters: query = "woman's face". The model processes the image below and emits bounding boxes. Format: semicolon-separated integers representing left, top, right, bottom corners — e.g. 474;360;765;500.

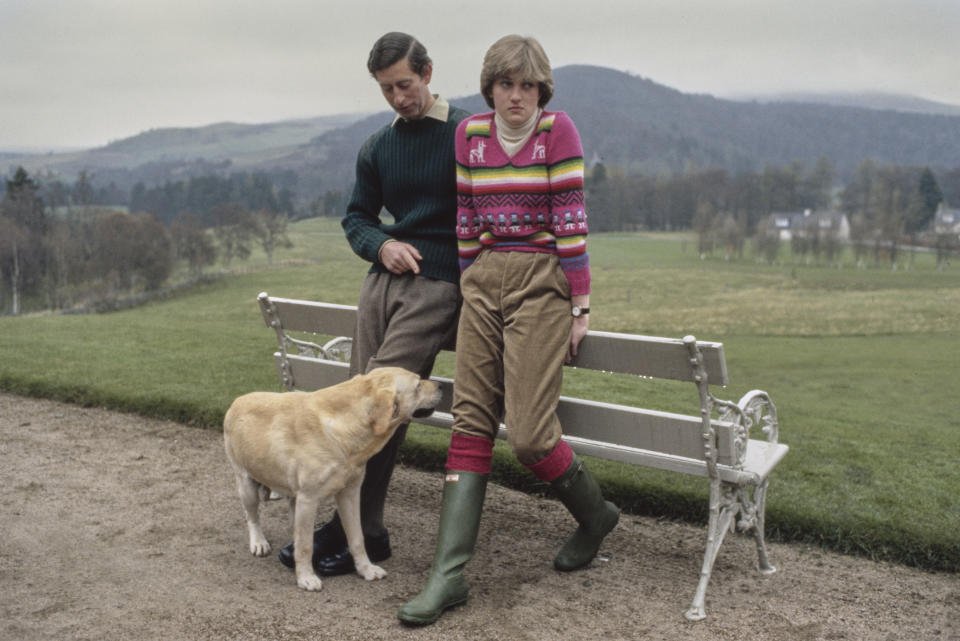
491;72;540;127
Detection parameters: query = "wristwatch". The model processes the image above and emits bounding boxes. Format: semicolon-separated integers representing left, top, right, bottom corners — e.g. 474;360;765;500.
571;305;590;317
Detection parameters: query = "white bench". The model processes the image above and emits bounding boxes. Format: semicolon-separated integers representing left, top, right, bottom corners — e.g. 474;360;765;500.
256;291;789;620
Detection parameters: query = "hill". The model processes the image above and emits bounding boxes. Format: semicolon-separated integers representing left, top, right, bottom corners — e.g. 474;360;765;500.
280;66;960;196
733;90;960;117
5;65;960;201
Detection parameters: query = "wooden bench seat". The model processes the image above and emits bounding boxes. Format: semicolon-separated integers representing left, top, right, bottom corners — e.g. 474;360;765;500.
257;291;788;620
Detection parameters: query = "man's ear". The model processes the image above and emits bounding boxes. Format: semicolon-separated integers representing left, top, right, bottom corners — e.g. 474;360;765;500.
420;62;433;85
370;387;398;435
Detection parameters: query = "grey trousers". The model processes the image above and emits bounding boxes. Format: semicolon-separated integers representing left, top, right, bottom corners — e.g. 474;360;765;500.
451;251;572;465
347;271;460;535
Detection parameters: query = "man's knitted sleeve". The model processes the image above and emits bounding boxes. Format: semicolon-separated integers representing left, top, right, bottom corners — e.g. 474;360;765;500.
342;131;391;264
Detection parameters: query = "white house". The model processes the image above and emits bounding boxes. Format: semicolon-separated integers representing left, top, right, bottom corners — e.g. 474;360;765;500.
932;203;960;236
768;209;850;241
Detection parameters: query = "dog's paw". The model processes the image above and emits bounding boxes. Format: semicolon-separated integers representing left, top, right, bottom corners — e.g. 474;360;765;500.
297;573;323;592
249;537;271;557
356;562;387;581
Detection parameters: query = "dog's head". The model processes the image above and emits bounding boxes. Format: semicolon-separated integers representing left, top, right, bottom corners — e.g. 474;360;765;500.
364;367;442;435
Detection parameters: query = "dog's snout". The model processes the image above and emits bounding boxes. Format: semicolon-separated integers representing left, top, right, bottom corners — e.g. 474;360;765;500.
412;379;442;418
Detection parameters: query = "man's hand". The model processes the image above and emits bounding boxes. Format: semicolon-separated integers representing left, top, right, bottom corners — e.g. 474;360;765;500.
379;241;422;275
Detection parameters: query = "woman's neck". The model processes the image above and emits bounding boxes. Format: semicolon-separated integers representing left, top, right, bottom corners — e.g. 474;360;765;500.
495;108;542;158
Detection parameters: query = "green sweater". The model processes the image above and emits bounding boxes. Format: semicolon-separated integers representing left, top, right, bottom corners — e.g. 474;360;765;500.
342;104;471;284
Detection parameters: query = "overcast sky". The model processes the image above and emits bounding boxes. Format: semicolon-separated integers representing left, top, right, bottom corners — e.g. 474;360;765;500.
2;0;959;150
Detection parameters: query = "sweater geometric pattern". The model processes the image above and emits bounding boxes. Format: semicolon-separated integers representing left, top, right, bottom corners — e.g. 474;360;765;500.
455;110;590;295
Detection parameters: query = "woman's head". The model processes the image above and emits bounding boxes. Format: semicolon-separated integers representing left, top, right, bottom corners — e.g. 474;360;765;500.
480;35;553;110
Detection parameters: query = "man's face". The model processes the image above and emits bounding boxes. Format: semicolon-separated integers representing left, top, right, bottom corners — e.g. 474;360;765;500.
374;58;433;120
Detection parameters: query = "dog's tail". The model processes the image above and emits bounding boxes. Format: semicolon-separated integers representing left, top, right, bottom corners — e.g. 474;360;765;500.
258;484;284;501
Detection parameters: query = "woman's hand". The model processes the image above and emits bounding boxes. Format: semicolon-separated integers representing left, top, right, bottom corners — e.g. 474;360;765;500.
566;314;589;363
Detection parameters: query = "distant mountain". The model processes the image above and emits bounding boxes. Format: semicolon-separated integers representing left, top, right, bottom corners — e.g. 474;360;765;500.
6;65;960;202
730;91;960;117
294;66;960;191
1;113;365;175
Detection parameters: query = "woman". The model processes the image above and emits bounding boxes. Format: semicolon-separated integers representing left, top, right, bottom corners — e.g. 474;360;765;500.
398;35;619;626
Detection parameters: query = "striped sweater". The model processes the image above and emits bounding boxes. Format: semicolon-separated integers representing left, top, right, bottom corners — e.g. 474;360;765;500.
455;110;590;295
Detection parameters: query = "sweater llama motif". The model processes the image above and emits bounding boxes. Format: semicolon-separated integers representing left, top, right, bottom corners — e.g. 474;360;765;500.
455;110;590;295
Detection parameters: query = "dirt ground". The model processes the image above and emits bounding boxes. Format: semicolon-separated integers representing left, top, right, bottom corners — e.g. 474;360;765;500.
1;392;957;641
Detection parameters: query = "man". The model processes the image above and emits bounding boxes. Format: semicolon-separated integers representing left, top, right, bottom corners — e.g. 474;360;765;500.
278;32;470;575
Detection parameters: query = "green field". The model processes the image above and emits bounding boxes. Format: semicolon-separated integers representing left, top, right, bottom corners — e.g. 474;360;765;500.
1;217;957;572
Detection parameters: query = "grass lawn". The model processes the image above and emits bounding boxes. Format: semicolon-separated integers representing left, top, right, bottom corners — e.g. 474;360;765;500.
1;217;957;572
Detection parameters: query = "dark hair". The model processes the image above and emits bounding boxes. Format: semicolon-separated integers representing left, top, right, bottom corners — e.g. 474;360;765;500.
367;32;432;77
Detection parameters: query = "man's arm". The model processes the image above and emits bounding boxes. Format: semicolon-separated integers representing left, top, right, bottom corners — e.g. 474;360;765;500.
341;135;393;264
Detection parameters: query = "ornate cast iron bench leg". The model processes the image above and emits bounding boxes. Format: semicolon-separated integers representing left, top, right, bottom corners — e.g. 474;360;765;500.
685;479;740;621
747;481;776;575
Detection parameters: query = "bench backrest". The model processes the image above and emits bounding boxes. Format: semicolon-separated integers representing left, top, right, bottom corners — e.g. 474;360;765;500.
258;292;742;474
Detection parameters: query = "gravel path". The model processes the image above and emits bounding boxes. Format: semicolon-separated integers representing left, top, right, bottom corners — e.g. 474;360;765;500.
1;392;956;641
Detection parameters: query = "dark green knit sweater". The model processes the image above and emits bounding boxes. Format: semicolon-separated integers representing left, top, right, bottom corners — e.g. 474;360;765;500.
341;105;471;284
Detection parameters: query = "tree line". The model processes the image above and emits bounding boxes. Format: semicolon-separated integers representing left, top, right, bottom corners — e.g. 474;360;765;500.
3;157;958;315
0;168;292;315
586;158;958;266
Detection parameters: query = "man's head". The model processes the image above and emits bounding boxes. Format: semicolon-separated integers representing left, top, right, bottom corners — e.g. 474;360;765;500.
368;32;435;120
367;32;431;77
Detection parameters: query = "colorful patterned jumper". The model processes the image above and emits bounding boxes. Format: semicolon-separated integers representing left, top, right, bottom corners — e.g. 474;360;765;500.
455;110;590;295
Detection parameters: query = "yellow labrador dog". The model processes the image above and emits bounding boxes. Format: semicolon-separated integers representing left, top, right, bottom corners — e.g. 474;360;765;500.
223;367;441;591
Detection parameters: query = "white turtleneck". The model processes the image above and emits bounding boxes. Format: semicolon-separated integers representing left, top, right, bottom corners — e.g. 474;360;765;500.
495;108;542;158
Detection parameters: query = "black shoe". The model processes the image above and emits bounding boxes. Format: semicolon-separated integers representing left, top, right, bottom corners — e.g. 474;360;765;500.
277;520;346;570
277;526;391;575
315;531;391;576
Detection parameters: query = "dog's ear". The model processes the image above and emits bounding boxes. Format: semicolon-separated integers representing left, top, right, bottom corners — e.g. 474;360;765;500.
370;387;398;435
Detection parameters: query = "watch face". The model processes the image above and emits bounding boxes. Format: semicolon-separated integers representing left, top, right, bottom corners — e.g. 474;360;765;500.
572;306;581;317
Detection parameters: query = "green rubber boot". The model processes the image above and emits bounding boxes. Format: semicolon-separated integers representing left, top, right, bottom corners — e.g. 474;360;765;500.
397;470;488;626
551;455;620;571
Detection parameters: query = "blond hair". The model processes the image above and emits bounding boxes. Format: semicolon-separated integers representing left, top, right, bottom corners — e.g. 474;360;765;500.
480;35;553;109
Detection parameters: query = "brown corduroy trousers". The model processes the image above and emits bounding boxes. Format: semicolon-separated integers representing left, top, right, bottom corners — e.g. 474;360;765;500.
451;251;572;465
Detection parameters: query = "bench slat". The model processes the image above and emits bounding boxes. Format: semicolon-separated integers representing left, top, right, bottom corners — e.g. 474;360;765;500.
570;331;728;384
261;295;357;338
276;353;351;390
410;411;779;486
262;297;728;385
280;353;736;466
561;435;783;485
557;396;736;465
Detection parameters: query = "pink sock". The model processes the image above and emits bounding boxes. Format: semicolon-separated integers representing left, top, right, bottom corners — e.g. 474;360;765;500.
446;432;494;474
525;439;574;482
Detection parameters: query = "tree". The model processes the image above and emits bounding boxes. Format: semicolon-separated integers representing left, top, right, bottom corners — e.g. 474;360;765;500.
0;168;48;314
904;167;942;234
170;212;217;276
250;209;292;264
0;217;26;314
92;211;173;293
692;201;717;257
716;212;747;260
72;170;95;209
210;202;256;267
753;220;780;264
802;156;835;210
840;159;877;220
